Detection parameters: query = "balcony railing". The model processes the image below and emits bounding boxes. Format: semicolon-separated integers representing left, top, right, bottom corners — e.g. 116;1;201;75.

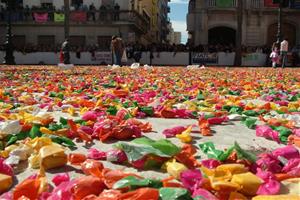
206;0;300;10
249;0;262;9
206;0;237;8
0;10;150;33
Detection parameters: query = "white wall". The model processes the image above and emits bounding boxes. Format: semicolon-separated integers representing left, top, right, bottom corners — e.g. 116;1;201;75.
218;52;235;66
151;52;189;65
242;53;267;66
0;51;277;66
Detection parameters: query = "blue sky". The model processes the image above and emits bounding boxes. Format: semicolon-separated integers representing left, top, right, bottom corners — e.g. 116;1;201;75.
169;0;189;44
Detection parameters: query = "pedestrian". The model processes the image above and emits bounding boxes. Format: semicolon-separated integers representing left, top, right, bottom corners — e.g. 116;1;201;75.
269;42;279;68
61;38;70;64
89;3;96;21
280;37;289;68
270;48;279;68
99;4;107;21
114;3;120;21
111;36;124;66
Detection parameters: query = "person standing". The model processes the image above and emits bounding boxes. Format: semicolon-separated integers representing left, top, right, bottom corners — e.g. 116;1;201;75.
89;3;96;21
100;4;107;21
280;38;289;68
113;3;120;21
111;36;124;66
61;39;70;64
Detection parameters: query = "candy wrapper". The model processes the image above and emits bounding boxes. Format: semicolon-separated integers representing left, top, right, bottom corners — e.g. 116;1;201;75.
164;159;187;179
162;126;186;138
159;187;191;200
71;176;106;200
87;148;106;160
180;169;203;193
112;176;162;190
39;144;68;170
52;173;70;186
0;120;22;138
0;158;13;176
256;125;280;143
106;149;127;164
0;174;13;193
115;137;180;166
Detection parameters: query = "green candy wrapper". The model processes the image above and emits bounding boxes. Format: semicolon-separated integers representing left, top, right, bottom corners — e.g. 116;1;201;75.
159;188;192;200
113;176;162;190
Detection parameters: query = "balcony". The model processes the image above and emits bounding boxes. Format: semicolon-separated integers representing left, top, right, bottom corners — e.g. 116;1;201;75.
248;0;262;9
0;10;150;34
206;0;237;8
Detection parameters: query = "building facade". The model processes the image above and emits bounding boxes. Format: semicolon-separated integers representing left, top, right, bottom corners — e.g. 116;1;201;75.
187;0;300;47
0;0;170;51
173;32;182;44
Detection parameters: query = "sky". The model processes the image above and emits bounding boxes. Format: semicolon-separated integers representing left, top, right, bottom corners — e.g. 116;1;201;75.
169;0;189;44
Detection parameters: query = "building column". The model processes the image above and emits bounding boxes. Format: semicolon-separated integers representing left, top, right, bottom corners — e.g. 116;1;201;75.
194;9;207;46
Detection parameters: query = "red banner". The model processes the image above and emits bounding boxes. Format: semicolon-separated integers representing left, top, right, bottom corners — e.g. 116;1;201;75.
34;13;48;23
264;0;279;7
70;11;87;22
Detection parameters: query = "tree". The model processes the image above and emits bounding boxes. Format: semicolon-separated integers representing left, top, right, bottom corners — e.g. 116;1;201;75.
234;0;243;66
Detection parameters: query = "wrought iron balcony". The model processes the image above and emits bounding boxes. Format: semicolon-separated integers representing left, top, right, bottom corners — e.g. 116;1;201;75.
0;10;150;34
206;0;237;8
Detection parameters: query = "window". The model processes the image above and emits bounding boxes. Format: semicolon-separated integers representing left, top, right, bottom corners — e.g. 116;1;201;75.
12;35;25;49
98;36;111;51
38;35;55;46
69;36;86;47
71;0;83;9
41;0;53;9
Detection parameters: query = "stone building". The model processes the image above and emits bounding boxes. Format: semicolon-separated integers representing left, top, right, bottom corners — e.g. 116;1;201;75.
187;0;300;47
140;0;170;43
0;0;170;50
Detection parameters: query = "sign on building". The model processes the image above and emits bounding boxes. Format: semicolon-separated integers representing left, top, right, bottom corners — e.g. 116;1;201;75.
91;52;112;64
192;53;218;65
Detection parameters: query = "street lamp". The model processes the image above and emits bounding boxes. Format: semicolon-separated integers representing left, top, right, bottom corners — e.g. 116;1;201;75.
274;0;289;44
188;32;192;65
276;0;283;44
2;0;16;64
64;0;70;39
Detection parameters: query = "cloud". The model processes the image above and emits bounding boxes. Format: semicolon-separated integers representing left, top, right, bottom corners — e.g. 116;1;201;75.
171;20;188;44
170;0;189;4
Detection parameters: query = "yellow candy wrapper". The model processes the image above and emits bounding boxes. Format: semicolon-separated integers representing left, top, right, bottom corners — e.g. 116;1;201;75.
39;144;67;170
231;172;262;196
252;195;300;200
0;173;13;193
164;159;187;179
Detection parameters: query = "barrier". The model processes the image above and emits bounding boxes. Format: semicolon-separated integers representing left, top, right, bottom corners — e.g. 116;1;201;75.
242;53;267;66
0;51;294;66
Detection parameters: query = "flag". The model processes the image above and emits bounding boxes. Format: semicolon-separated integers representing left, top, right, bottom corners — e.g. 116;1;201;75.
54;13;65;22
264;0;279;7
216;0;233;7
34;13;48;23
70;11;87;22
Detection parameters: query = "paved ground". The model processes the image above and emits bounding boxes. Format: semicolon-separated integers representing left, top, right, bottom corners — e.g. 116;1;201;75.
14;116;284;187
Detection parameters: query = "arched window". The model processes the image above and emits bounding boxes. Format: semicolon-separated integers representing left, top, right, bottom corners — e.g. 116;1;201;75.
208;26;236;45
189;0;196;12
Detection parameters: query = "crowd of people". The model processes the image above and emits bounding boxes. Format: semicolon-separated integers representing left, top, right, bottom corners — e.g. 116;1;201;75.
0;42;273;54
0;2;122;22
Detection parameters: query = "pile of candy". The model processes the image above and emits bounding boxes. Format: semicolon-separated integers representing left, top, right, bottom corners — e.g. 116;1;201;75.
0;66;299;199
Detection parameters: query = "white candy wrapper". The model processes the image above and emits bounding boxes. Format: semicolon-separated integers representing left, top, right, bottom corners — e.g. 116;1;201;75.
0;120;22;136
